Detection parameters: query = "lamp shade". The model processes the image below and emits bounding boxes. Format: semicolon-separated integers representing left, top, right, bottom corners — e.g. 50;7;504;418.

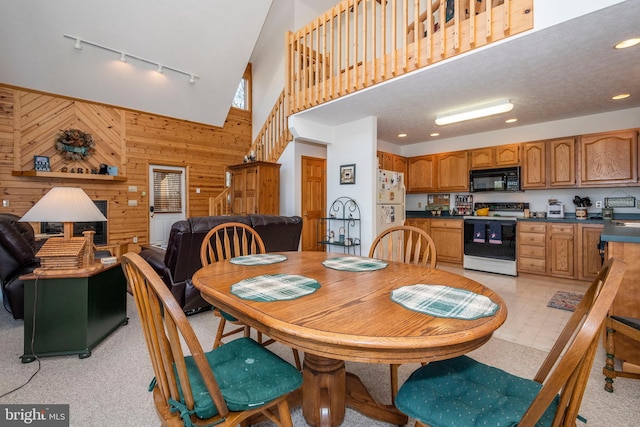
20;187;107;223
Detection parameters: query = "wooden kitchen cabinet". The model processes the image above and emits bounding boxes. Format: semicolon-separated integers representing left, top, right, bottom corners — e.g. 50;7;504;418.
578;223;604;281
228;161;281;215
377;151;407;176
522;138;576;189
436;151;468;191
548;223;576;279
405;218;430;234
517;222;547;274
407;155;436;193
521;141;546;189
579;130;638;187
430;219;463;264
549;137;576;187
469;144;520;169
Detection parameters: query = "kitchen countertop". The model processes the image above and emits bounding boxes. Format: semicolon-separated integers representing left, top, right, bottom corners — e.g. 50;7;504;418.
406;211;640;226
601;220;640;243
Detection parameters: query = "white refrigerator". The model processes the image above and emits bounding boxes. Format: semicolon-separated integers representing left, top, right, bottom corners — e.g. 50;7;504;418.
376;169;406;235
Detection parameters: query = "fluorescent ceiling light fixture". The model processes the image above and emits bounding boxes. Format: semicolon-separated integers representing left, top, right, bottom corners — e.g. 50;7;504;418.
615;38;640;49
435;99;514;126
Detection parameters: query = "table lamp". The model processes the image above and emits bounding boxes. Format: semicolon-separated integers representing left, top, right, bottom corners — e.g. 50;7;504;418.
20;187;108;271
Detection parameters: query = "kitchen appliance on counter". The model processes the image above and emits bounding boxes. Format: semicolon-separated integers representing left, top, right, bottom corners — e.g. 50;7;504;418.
463;202;529;276
376;169;406;235
547;200;565;219
469;166;521;193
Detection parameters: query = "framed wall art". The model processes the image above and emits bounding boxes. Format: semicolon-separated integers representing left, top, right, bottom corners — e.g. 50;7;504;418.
340;164;356;185
33;155;51;172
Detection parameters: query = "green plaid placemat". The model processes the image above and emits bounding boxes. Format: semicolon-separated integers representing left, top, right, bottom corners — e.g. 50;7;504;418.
230;253;288;265
321;256;388;272
231;274;320;301
391;284;498;319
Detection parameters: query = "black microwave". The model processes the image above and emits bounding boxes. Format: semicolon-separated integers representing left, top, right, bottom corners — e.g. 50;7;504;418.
469;166;521;193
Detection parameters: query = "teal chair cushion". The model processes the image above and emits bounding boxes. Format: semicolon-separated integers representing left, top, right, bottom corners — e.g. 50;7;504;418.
395;355;558;427
178;337;302;419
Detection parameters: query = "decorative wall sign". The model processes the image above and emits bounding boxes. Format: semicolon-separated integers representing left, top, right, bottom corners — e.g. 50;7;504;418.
55;129;95;161
340;164;356;185
33;155;51;172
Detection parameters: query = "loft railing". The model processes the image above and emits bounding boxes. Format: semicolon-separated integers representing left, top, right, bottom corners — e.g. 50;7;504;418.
285;0;533;115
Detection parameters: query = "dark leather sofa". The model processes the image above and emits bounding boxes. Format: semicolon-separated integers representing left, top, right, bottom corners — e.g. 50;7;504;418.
139;214;303;314
0;214;40;320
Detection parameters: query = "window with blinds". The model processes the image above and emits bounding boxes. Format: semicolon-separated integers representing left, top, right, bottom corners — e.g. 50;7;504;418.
153;169;183;213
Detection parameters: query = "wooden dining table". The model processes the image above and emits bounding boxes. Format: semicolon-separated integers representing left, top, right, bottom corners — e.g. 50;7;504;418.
192;251;507;427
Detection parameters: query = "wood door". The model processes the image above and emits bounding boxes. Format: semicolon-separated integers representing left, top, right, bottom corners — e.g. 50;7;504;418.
548;224;576;278
579;130;638;186
437;151;468;191
521;141;546;189
549;138;576;187
578;224;604;280
407;155;436;193
301;156;326;251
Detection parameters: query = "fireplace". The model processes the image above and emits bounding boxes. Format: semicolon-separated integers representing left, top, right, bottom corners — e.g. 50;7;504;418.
40;200;108;245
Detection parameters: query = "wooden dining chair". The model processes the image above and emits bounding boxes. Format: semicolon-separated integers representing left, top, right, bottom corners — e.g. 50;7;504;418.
200;222;301;370
394;257;626;427
369;224;437;401
603;315;640;392
121;252;302;427
369;225;437;268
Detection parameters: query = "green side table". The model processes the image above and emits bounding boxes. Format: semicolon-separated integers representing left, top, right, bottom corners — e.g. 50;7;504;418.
21;263;128;363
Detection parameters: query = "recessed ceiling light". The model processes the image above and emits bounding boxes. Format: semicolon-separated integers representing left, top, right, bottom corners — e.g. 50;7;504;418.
505;118;518;123
612;93;630;100
430;132;440;137
615;38;640;49
398;133;407;138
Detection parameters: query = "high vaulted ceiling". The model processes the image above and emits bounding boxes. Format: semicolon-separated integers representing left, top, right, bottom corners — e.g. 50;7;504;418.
0;0;273;127
1;0;639;147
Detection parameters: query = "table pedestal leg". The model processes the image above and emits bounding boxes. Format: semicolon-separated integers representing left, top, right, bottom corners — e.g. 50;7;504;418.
302;353;346;427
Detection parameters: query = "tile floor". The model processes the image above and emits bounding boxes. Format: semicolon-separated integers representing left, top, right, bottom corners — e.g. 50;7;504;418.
438;264;590;352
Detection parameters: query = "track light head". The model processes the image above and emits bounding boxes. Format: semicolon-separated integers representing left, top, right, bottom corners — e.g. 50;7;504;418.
189;75;195;84
157;65;164;74
120;52;127;63
74;38;82;50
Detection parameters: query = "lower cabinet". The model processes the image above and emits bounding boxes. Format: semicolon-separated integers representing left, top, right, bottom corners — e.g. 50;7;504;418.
548;223;576;279
517;222;547;274
430;219;463;264
517;222;604;281
405;218;463;264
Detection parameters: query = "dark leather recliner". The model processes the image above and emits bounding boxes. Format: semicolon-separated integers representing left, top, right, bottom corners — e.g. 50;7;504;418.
139;214;302;314
0;214;41;320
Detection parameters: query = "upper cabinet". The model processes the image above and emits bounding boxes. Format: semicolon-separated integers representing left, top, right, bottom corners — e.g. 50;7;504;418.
407;155;436;193
578;130;638;187
470;144;520;169
377;151;407;176
437;151;468;191
522;137;576;189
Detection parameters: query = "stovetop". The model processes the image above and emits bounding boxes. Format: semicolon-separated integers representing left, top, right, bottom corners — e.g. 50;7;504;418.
473;202;529;212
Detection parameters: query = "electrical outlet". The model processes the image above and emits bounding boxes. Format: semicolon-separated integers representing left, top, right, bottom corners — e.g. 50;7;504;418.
132;236;138;244
418;202;422;208
637;200;640;209
2;200;9;207
595;200;603;208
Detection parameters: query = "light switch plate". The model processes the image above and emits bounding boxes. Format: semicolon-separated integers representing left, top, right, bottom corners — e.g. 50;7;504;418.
128;199;138;206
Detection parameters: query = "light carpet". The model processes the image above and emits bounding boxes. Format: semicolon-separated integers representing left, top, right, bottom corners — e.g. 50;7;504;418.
1;294;639;426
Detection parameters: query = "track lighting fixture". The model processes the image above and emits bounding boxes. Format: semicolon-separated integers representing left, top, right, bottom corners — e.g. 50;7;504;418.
63;34;199;84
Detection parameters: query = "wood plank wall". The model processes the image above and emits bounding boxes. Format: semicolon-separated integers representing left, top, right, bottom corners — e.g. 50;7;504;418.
0;84;251;249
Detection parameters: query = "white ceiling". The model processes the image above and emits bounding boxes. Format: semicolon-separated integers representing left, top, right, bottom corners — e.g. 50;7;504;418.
1;0;638;145
0;0;273;127
295;0;640;146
